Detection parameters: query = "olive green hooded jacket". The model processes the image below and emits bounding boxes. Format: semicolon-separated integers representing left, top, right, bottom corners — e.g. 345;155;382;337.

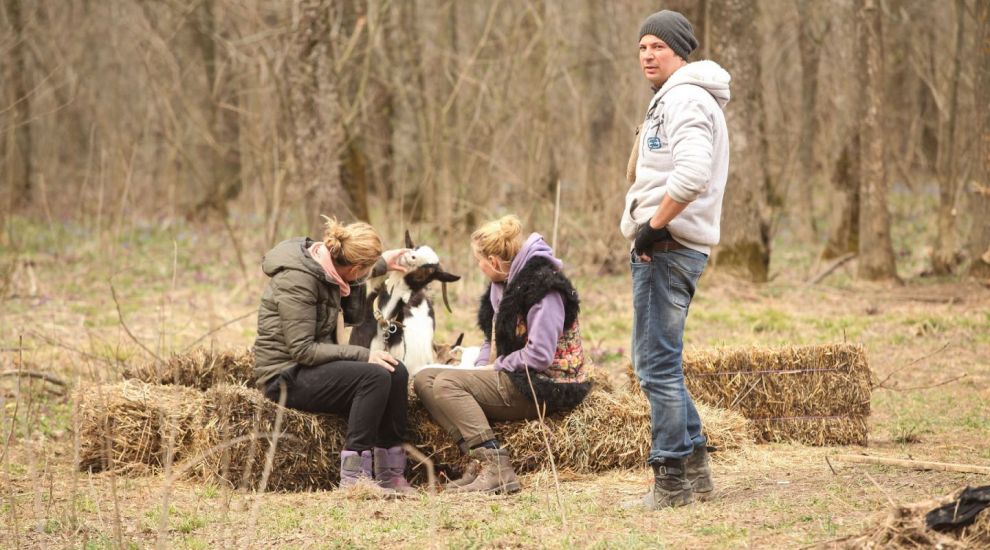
252;237;385;386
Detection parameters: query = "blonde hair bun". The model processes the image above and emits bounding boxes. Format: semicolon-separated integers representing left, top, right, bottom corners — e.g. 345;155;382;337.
321;215;382;267
472;214;524;261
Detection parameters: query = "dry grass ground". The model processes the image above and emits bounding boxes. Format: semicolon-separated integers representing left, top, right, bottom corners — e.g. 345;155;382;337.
1;213;989;549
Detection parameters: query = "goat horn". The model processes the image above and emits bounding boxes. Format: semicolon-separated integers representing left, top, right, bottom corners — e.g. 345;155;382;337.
441;282;453;313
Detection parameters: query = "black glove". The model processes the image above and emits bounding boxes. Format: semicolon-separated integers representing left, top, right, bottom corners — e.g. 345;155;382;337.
634;223;669;257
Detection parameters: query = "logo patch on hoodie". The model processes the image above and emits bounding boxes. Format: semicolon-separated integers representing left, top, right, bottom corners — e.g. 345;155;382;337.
646;136;662;151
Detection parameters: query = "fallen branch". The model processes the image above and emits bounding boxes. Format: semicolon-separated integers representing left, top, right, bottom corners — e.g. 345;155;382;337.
831;453;990;475
0;369;67;388
807;252;856;285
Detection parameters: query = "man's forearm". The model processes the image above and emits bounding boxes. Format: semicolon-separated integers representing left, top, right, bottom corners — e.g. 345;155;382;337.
649;193;690;229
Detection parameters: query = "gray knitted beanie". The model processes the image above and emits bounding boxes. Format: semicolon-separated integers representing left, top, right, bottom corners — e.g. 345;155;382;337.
638;10;698;61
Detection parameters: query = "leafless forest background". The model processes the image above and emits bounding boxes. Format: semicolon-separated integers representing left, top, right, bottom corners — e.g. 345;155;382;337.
2;0;988;282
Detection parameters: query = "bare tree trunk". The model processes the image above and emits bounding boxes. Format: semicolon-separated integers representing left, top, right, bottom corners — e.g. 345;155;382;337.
857;0;898;281
287;0;347;236
582;0;617;208
332;0;370;223
967;0;990;281
365;2;396;204
930;0;967;275
794;0;824;242
191;0;242;219
3;0;32;209
821;134;860;260
710;0;771;282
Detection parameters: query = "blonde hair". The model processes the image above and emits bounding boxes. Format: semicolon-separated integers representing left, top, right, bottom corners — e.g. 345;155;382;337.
471;215;524;262
322;216;382;267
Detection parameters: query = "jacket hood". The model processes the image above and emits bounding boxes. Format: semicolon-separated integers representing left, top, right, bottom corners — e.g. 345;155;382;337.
262;237;327;280
508;233;563;283
655;60;731;108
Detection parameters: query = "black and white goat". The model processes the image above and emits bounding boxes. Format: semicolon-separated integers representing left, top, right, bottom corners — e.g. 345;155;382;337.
349;232;460;377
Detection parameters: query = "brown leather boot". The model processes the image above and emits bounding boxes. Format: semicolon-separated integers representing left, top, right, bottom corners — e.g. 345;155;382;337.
640;458;693;509
444;457;482;489
448;448;521;494
685;445;714;501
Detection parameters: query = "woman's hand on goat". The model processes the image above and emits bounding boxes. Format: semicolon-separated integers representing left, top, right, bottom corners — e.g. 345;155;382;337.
382;248;413;273
368;349;399;372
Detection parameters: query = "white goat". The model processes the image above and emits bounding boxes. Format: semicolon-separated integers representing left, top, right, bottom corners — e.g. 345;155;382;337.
349;232;460;378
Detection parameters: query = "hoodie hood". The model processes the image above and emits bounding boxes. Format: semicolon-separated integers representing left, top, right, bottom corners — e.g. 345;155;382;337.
508;233;563;283
262;237;328;281
654;60;731;108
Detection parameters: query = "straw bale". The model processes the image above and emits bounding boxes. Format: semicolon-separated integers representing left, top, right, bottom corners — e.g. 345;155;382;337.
76;380;204;474
683;344;872;417
411;387;751;477
749;416;868;446
192;384;345;491
124;347;255;390
662;343;873;446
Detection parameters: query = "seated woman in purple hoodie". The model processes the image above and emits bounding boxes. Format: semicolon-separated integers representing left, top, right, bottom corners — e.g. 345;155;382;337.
414;215;592;494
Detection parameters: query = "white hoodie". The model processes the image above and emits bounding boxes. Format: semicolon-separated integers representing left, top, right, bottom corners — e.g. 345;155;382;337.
619;60;731;255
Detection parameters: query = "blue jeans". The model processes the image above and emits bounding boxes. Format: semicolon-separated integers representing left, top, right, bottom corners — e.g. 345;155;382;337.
630;247;708;463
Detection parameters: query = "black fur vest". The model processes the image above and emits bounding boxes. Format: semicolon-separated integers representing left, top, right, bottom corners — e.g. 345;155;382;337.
478;256;591;412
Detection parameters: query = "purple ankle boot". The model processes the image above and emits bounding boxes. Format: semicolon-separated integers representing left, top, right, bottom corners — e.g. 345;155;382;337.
339;449;375;489
373;446;417;495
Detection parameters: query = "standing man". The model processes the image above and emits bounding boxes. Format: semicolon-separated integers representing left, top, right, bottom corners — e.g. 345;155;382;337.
620;10;731;509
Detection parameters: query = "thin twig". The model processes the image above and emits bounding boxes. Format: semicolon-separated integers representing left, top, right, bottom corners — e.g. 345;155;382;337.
551;179;561;252
824;455;837;475
180;310;255;353
110;281;165;365
24;330;117;367
884;373;967;392
862;470;897;508
244;380;288;550
524;367;567;531
2;389;22;548
874;342;951;389
155;417;179;550
403;444;437;495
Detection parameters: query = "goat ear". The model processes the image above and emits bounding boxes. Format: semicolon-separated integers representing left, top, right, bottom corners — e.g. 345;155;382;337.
453;332;464;347
404;229;415;249
433;269;460;283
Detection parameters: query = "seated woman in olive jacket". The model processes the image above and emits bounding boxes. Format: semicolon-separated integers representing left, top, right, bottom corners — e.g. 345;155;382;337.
253;217;414;495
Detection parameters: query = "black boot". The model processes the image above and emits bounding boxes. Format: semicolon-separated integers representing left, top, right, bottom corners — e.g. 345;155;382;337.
641;458;693;510
685;445;714;501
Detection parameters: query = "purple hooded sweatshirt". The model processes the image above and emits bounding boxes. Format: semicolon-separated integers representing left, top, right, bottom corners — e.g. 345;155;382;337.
475;233;567;372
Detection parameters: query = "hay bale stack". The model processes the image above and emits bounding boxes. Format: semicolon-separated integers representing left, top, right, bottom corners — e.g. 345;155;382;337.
78;376;751;487
411;387;751;476
77;380;204;474
192;384;345;491
682;344;873;445
124;347;255;390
